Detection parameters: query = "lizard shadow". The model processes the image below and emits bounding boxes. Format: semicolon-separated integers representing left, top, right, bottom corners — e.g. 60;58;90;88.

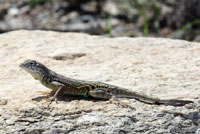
31;95;194;106
31;95;106;102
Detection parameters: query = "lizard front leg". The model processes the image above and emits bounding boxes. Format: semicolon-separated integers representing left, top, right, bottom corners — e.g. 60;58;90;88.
47;85;66;105
47;85;79;106
48;83;89;106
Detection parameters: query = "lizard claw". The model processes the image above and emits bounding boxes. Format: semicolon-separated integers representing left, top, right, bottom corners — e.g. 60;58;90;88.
45;96;58;107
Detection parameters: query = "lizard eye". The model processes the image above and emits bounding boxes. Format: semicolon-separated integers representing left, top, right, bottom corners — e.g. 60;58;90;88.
29;62;34;65
28;61;36;66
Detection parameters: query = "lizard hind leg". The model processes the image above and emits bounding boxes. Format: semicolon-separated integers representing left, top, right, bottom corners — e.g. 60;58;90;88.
88;88;112;99
89;88;136;110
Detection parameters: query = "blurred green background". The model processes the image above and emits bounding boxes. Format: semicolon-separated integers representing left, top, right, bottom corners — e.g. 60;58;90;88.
0;0;200;41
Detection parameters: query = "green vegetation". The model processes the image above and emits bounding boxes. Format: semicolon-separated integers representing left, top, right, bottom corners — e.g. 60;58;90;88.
116;0;161;36
106;14;113;37
29;0;51;7
182;19;200;32
10;0;200;41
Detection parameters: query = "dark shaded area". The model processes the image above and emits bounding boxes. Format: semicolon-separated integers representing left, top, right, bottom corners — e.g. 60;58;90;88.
0;0;200;41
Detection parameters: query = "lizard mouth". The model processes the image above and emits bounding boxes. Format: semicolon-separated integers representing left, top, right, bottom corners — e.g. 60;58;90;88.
19;62;26;69
19;63;24;68
19;62;30;72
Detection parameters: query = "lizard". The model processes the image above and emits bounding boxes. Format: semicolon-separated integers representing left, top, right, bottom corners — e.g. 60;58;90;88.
19;59;193;106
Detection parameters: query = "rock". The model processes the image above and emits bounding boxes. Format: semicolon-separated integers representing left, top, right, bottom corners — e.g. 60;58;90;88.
0;30;199;133
8;7;19;16
0;98;7;105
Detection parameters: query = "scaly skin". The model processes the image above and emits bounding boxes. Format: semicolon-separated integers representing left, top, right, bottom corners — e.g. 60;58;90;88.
19;59;193;106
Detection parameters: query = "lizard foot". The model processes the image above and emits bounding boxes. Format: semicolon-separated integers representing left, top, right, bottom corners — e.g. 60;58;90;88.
45;96;59;107
43;86;66;107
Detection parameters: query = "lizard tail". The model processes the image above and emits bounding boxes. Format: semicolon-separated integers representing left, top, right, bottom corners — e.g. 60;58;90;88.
117;89;193;106
155;99;193;106
132;95;193;106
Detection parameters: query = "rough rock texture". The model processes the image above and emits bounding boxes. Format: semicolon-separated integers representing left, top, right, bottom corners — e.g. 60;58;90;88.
0;30;199;134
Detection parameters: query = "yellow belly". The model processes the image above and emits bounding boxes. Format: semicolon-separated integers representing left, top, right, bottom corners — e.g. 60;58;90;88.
39;79;62;91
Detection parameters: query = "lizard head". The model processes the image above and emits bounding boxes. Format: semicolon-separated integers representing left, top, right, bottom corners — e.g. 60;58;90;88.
19;59;49;80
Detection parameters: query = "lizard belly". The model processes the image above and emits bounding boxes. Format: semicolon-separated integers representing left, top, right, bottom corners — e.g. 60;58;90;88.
39;80;62;91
